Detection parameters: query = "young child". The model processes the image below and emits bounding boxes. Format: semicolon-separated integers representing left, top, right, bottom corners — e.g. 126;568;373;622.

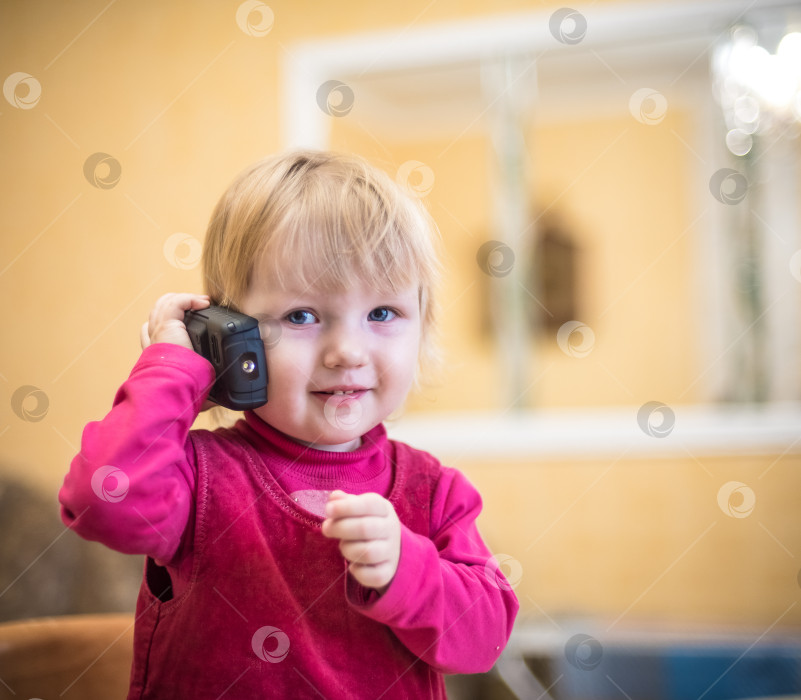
59;150;519;698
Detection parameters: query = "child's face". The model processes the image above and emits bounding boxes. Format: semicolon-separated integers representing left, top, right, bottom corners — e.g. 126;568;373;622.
240;267;422;452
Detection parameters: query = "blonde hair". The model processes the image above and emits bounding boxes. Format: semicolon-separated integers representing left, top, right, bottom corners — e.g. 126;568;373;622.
202;149;441;382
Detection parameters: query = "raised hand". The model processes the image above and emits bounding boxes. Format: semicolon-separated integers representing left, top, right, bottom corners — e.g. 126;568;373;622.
140;292;210;350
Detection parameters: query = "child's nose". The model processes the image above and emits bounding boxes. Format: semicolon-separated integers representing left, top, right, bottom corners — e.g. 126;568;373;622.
322;328;368;369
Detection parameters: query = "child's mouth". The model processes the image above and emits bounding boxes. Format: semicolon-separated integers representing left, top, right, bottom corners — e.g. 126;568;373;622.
312;388;368;400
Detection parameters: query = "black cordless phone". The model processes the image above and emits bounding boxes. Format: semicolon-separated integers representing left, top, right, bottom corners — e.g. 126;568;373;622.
183;306;268;410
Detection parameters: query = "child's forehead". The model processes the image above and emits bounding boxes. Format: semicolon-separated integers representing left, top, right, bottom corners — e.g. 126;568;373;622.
248;250;419;300
249;275;418;302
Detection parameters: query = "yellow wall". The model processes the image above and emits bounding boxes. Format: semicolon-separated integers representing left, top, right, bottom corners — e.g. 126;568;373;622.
1;0;799;634
464;452;801;628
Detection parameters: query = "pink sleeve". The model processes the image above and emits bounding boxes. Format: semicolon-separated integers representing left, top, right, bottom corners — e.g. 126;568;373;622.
348;467;519;674
58;343;215;565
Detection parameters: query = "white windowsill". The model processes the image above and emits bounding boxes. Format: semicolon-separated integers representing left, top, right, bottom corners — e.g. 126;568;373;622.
386;402;801;461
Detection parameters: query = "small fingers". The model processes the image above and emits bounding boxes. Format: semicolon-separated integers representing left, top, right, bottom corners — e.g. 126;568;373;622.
321;492;400;592
150;292;211;323
324;491;389;520
322;515;390;542
347;561;395;591
146;293;210;348
338;538;392;566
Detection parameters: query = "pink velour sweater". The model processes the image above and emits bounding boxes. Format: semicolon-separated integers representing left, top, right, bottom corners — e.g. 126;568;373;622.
59;344;519;699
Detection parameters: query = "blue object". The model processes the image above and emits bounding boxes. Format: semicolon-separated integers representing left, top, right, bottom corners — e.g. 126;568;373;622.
665;645;801;700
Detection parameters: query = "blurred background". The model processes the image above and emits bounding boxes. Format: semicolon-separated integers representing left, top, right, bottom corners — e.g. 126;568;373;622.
1;0;800;697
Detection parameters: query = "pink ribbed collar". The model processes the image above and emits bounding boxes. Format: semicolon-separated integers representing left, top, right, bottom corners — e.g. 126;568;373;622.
236;413;389;484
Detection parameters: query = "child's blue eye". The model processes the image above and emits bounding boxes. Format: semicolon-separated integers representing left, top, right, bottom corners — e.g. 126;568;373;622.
286;310;316;325
368;307;395;322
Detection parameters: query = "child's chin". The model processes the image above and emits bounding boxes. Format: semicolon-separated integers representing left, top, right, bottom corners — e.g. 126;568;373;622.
329;420;377;448
304;433;363;452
